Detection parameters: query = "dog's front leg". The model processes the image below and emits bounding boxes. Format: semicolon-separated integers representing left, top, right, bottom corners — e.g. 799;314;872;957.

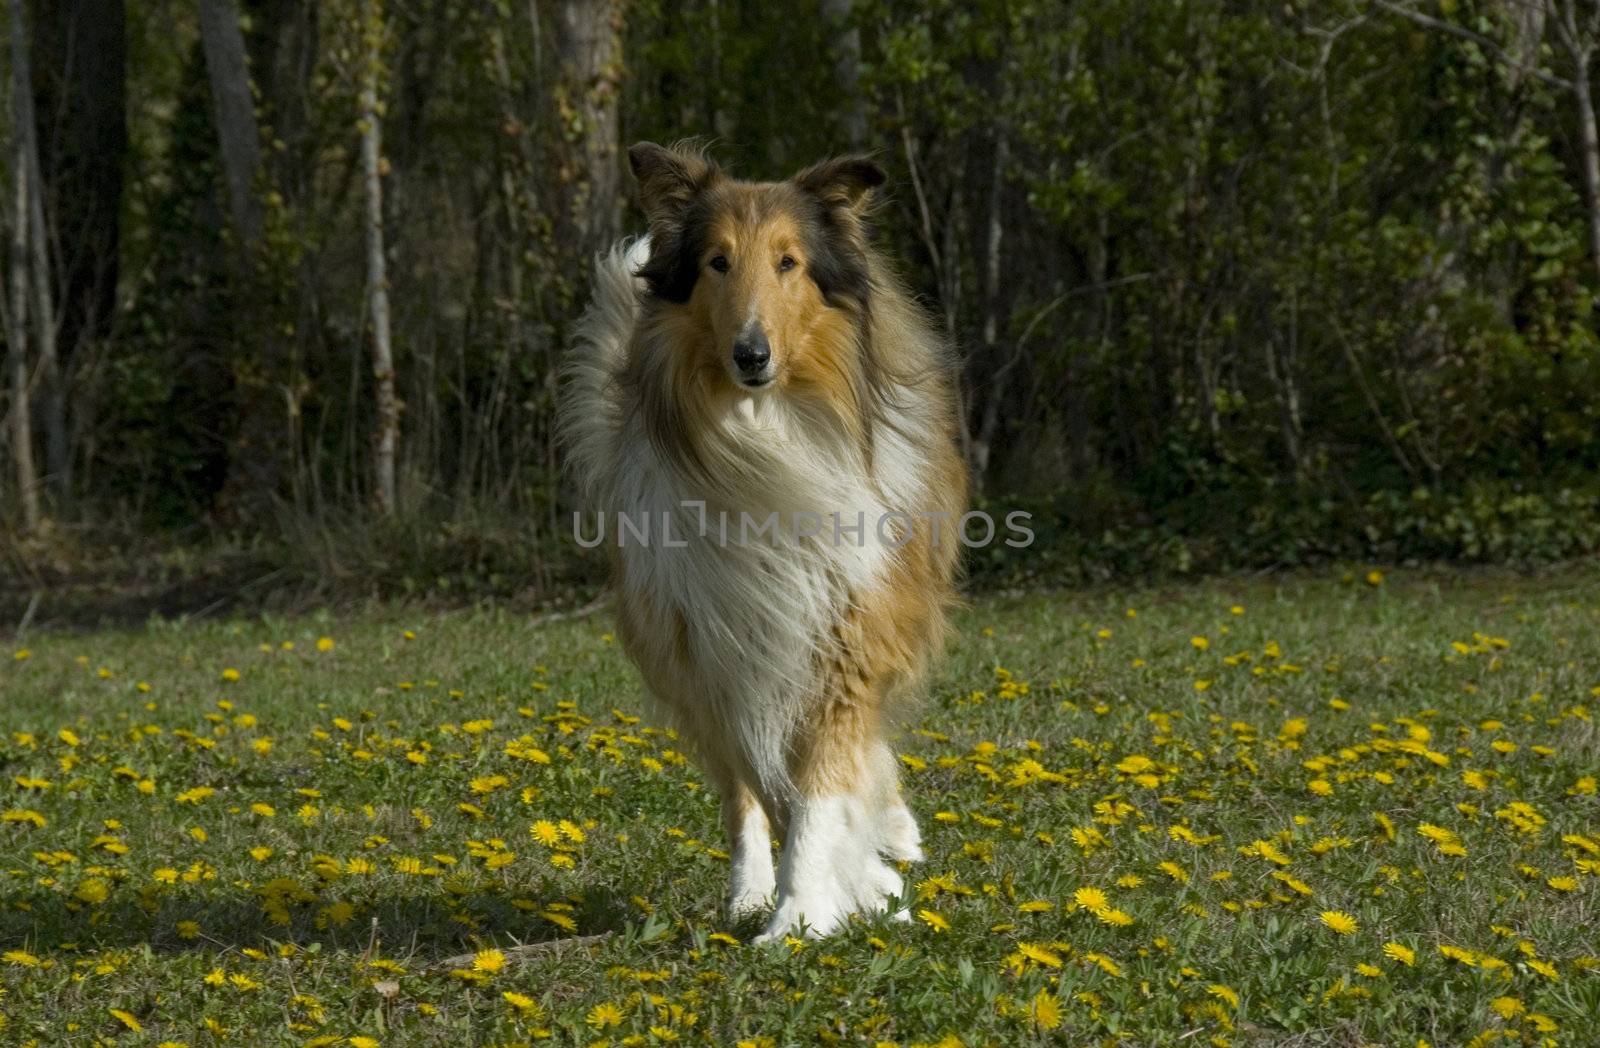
756;793;853;940
725;782;776;918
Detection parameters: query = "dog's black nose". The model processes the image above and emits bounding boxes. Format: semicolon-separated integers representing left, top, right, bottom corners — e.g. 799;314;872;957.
732;330;771;375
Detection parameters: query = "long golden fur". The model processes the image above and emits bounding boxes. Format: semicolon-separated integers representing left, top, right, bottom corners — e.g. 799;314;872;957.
559;141;966;940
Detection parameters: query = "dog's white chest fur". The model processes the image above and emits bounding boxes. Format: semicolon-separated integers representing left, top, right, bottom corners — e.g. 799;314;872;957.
611;395;897;803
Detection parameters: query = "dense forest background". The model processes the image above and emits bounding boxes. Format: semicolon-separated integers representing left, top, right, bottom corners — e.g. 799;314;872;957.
4;0;1600;604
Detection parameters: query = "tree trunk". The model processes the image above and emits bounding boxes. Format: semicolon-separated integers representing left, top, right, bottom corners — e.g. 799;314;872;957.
1570;52;1600;286
361;0;398;516
1548;0;1600;285
31;0;124;496
7;0;40;530
550;0;624;275
24;131;63;498
821;0;867;147
200;0;298;520
198;0;265;246
1499;0;1548;86
970;128;1008;488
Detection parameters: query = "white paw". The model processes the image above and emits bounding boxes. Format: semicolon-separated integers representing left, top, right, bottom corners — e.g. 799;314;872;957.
866;856;905;904
754;857;904;942
754;895;844;943
727;884;772;919
883;804;924;862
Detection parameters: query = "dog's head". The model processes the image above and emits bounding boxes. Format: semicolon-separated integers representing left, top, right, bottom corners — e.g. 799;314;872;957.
628;142;884;397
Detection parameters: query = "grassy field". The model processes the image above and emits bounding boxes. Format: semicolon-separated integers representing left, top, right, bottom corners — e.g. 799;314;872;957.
2;568;1598;1047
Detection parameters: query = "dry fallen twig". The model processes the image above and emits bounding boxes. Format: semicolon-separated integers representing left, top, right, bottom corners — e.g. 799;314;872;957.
427;932;614;973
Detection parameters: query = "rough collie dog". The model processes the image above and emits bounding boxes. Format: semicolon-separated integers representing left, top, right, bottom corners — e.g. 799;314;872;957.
559;141;966;941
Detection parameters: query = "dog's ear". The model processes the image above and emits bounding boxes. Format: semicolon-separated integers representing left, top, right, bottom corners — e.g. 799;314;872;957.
629;141;720;232
793;155;886;214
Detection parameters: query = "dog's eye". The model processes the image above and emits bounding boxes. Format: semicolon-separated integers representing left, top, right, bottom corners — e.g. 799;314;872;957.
709;255;730;273
778;255;796;272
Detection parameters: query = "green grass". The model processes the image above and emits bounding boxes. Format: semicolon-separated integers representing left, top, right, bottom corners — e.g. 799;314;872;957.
2;567;1598;1047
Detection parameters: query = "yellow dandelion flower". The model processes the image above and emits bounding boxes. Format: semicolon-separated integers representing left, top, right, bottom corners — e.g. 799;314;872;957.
316;637;334;652
531;820;561;845
1;807;45;828
502;991;542;1017
542;910;577;932
1030;988;1063;1030
1319;911;1358;935
1382;942;1416;967
471;948;505;973
1207;984;1239;1009
109;1009;143;1032
1016;942;1062;968
1085;951;1123;976
1490;996;1524;1019
1073;886;1109;911
1526;958;1559;981
586;1002;624;1028
917;908;950;932
75;878;110;905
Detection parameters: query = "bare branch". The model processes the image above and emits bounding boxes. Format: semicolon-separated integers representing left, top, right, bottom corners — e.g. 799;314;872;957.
1373;0;1572;89
1551;0;1596;63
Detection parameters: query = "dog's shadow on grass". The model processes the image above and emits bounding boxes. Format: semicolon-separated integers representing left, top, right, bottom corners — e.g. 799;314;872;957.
0;883;643;964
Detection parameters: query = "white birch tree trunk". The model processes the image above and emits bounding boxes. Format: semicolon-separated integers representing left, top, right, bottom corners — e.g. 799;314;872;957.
7;0;40;530
361;0;398;515
1554;0;1600;286
821;0;866;148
